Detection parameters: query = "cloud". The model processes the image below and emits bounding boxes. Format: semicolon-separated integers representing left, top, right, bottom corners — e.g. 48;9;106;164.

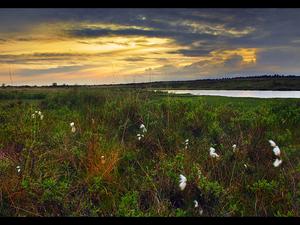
256;47;300;67
124;57;146;62
0;52;93;65
1;8;300;85
18;65;91;77
169;49;212;57
224;54;243;67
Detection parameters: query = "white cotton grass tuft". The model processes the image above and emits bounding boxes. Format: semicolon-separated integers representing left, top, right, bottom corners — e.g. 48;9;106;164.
193;200;203;215
137;124;147;140
140;124;147;133
194;200;198;208
32;110;44;120
70;122;76;133
16;165;21;173
269;140;276;147
179;174;187;191
101;155;105;164
71;126;76;133
137;133;144;141
209;147;220;158
268;139;280;156
273;146;281;156
268;140;283;167
184;139;189;149
209;147;215;153
232;144;237;152
273;158;282;167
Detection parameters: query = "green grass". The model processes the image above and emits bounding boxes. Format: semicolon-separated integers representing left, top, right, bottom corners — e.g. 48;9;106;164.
0;87;300;216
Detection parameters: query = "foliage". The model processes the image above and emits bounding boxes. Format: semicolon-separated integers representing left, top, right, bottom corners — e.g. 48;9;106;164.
0;87;299;216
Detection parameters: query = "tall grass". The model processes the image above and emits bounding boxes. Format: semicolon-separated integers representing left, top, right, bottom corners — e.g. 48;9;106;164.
0;88;299;216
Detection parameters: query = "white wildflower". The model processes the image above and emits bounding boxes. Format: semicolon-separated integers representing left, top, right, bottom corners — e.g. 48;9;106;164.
137;133;144;141
194;200;198;208
32;110;43;120
101;155;105;164
71;126;76;133
210;152;219;158
273;158;282;167
232;144;237;152
273;146;281;156
70;122;76;133
184;139;189;149
209;147;220;158
269;140;276;147
16;165;21;173
140;124;147;133
244;164;248;168
179;174;187;191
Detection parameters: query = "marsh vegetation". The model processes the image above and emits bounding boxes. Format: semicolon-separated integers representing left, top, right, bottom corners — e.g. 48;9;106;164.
0;87;300;216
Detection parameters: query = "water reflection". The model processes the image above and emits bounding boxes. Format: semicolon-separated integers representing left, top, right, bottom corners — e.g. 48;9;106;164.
163;90;300;98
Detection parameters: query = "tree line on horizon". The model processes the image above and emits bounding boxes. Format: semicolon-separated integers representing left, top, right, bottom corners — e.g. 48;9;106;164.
0;74;299;88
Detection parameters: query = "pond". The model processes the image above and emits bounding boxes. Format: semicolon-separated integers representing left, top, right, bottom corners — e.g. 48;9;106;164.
162;90;300;98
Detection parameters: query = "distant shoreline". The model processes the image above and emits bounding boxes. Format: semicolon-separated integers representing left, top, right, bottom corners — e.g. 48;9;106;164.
1;75;300;90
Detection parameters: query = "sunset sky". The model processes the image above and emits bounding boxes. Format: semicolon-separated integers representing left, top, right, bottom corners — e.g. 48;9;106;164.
1;8;300;85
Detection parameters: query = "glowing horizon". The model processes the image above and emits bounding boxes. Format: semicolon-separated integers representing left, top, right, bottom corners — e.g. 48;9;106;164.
0;9;300;85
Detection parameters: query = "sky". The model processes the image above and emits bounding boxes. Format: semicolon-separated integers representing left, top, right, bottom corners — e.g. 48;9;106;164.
0;8;300;85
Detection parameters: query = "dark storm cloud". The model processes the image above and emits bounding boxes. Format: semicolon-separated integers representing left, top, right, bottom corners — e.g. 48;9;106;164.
19;65;90;77
55;8;300;51
0;52;97;65
224;55;244;67
66;27;219;43
1;8;300;49
168;49;213;57
256;48;300;68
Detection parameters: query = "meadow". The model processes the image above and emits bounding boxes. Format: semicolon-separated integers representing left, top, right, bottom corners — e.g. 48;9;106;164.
0;87;300;216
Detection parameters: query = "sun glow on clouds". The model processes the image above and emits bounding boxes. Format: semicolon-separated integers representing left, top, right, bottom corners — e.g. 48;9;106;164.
0;13;264;85
211;48;257;64
0;21;208;84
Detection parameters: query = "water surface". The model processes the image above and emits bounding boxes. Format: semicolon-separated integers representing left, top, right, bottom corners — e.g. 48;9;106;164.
163;90;300;98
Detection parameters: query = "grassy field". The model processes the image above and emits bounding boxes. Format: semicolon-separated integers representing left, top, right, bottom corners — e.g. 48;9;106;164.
0;87;300;216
